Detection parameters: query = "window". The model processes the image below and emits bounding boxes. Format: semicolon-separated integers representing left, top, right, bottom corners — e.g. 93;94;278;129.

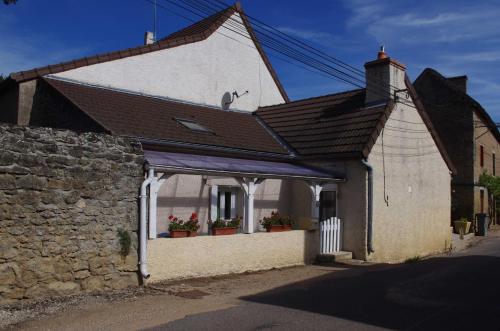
217;190;233;220
493;153;496;176
480;145;484;167
175;118;212;133
480;189;485;213
210;187;238;220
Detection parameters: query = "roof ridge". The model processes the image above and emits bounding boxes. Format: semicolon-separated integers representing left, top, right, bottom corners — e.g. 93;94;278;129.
258;88;365;111
44;76;257;115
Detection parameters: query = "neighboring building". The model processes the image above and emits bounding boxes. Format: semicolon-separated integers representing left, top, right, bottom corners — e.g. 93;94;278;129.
414;69;500;224
0;2;455;281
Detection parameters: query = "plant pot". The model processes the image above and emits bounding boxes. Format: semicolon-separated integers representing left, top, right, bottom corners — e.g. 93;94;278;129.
266;225;292;232
453;221;471;234
188;231;198;237
169;230;189;238
212;227;237;236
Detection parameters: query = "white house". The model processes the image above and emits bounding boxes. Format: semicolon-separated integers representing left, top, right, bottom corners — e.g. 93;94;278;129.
0;3;455;283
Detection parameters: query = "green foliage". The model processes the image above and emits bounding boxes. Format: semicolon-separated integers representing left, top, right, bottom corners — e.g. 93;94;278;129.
478;172;500;198
212;216;241;229
117;229;131;257
260;211;293;229
404;256;421;263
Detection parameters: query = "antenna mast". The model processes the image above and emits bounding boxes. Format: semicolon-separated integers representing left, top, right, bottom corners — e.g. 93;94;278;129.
153;0;157;42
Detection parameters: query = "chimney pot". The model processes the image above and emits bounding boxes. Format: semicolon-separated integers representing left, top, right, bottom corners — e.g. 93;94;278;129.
377;45;388;60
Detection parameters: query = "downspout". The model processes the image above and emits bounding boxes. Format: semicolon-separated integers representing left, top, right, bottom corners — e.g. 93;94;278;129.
361;159;374;254
139;168;155;279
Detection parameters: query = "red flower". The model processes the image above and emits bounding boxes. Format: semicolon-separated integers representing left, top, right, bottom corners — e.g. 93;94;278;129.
168;215;173;220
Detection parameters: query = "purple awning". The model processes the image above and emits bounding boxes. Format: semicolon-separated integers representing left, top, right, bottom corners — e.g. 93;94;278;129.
144;150;343;181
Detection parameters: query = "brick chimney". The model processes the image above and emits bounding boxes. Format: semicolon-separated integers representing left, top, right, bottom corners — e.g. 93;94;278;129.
364;46;407;104
446;75;468;93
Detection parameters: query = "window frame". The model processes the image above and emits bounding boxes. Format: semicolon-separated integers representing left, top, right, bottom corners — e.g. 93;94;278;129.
174;117;213;134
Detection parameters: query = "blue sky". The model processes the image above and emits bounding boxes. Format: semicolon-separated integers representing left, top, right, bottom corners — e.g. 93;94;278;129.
1;0;500;120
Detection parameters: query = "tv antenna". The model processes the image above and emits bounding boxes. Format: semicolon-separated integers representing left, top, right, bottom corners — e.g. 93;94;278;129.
153;0;157;41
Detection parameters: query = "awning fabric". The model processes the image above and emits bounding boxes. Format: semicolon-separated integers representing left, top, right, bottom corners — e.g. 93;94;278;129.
144;150;343;181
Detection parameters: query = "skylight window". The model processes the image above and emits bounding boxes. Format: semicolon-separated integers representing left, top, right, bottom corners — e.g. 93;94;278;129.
175;118;212;133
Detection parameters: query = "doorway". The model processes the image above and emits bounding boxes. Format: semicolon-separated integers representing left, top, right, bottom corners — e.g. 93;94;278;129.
319;191;337;221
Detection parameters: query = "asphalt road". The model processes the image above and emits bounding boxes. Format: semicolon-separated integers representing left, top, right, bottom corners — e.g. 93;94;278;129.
149;231;500;331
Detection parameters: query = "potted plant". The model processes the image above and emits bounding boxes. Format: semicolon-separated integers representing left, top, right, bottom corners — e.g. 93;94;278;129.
168;214;188;238
186;212;200;237
260;211;293;232
211;216;241;236
453;217;471;236
168;213;200;238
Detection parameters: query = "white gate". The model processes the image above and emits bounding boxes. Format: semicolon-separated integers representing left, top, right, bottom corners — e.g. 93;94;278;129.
320;217;342;254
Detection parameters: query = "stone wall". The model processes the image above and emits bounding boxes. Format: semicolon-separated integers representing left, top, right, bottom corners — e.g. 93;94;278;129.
0;124;143;304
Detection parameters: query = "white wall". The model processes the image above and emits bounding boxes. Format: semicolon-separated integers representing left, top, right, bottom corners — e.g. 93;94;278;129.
368;97;452;262
148;231;318;282
52;13;285;111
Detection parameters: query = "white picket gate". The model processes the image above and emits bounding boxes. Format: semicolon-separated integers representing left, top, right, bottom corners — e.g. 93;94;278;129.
320;217;342;254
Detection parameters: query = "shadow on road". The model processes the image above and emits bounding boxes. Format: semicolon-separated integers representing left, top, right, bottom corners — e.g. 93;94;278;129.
242;255;500;330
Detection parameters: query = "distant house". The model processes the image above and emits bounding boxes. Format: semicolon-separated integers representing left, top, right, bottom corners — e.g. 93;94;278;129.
414;69;500;224
0;3;455;281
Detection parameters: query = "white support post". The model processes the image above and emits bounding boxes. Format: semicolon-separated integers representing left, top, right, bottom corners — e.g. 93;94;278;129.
308;182;323;223
230;190;236;219
210;185;218;221
237;178;264;234
219;189;226;218
148;173;169;239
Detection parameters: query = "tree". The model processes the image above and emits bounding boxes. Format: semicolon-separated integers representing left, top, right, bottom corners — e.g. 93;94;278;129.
0;75;4;83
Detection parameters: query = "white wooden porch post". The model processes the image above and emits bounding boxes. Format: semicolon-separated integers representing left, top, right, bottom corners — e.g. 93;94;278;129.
209;185;218;221
237;178;264;234
149;173;169;239
309;183;323;223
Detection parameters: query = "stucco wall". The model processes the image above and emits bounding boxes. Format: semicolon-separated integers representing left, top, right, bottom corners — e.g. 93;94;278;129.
155;174;296;234
368;99;452;263
147;230;318;282
52;13;285;111
290;161;367;259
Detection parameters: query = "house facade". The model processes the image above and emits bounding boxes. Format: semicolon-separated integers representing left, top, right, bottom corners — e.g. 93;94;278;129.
0;3;455;287
414;69;500;224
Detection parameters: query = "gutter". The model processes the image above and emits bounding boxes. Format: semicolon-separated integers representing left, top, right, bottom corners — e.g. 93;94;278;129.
361;159;374;254
139;168;155;279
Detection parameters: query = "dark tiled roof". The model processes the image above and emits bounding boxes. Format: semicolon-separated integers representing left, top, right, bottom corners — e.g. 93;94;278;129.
414;68;500;143
44;78;289;156
9;4;289;102
256;89;395;158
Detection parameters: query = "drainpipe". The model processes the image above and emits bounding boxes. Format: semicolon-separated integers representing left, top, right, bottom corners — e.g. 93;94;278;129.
361;159;374;254
139;168;155;279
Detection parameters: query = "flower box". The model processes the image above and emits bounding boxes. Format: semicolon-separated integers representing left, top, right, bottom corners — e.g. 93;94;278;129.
212;227;237;236
266;224;292;232
170;230;189;238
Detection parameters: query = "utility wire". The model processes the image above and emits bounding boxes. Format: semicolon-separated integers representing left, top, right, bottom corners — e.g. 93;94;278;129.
167;0;408;102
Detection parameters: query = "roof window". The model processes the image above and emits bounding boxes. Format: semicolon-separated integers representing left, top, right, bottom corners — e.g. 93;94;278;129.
175;118;212;133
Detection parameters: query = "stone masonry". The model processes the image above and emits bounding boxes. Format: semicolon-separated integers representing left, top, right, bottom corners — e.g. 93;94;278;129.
0;124;144;304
